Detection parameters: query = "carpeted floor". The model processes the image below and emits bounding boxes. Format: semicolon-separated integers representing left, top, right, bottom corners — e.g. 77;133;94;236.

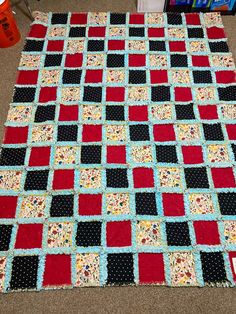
0;1;236;313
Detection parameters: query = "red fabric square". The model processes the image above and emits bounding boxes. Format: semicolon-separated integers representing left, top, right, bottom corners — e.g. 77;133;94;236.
15;224;43;249
70;13;87;24
88;27;105;37
129;54;146;67
150;70;168;84
82;125;102;142
198;105;218;120
43;254;71;287
139;253;165;284
185;13;201;25
169;41;186;52
106;87;125;102
153;124;176;142
79;194;102;215
107;146;126;164
47;40;64;52
28;24;47;38
182;146;203;164
215;71;236;84
85;70;103;83
207;27;225;39
133;167;154;188
108;40;125;50
39;87;57;103
148;28;164;37
29;147;51;167
192;55;210;67
53;170;74;190
162;193;185;216
3;126;28;144
226;124;236;140
65;53;83;67
129;106;148;121
228;252;236;282
211;168;236;188
194;221;220;245
16;70;39;85
129;13;144;24
59;105;78;121
106;221;132;247
175;87;192;102
0;196;17;218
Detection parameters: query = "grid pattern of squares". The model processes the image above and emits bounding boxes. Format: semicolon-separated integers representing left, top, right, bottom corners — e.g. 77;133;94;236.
0;11;236;291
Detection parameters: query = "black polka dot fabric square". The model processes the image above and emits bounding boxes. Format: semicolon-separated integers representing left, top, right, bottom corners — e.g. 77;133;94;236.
167;13;182;25
184;167;209;189
76;222;101;247
107;54;125;68
218;193;236;215
50;194;74;217
51;13;68;24
106;169;128;188
149;41;166;52
0;225;13;251
34;105;55;123
129;124;150;141
107;253;134;285
23;40;44;52
10;256;39;290
69;27;86;37
218;86;236;101
87;40;104;52
110;13;126;24
57;125;78;142
24;170;49;191
188;28;204;38
193;71;212;84
106;106;125;121
129;70;146;84
62;70;82;84
0;147;26;166
135;192;157;215
156;145;178;163
83;86;102;103
166;222;191;246
13;87;36;103
203;124;224;141
171;54;188;68
44;54;63;67
151;86;170;102
232;144;236;161
81;145;102;164
200;252;227;284
129;27;145;37
209;41;229;53
175;104;195;120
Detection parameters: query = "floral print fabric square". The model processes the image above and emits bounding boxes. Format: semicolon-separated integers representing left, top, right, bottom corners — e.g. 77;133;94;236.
75;253;100;286
106;193;130;215
47;222;73;248
169;252;197;286
136;221;162;246
0;12;236;293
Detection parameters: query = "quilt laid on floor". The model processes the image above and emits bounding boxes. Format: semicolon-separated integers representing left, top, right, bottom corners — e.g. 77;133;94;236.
0;11;236;292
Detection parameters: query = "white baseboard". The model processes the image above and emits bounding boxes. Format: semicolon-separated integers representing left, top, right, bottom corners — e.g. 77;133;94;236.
137;0;165;12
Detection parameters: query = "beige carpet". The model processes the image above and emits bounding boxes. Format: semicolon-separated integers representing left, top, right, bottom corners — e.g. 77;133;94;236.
0;1;236;313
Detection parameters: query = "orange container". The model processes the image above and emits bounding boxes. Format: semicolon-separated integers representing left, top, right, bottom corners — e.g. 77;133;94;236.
0;0;20;48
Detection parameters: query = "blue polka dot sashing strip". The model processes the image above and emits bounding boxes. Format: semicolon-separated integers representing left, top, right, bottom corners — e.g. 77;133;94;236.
0;11;236;292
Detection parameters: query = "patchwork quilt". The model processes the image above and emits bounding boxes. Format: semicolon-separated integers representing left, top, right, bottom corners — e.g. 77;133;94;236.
0;11;236;292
